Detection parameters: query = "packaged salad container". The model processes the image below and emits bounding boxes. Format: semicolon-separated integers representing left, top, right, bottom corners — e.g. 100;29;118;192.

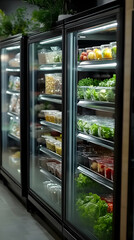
92;46;102;60
55;141;62;156
101;44;112;59
110;42;117;59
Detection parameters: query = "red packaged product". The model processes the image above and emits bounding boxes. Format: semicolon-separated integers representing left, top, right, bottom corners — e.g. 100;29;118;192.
104;163;113;180
110;166;114;181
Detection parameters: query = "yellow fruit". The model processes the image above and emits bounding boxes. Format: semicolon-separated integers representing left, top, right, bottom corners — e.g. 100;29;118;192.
94;49;102;60
103;48;112;58
87;51;95;60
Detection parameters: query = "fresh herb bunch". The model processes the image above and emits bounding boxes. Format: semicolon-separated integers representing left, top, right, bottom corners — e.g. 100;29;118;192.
23;0;74;32
0;7;40;37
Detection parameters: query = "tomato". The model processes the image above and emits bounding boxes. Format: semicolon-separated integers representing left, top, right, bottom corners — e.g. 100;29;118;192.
107;203;113;213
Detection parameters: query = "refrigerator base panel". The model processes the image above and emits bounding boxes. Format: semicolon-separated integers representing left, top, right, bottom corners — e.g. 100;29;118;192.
28;192;62;234
0;169;27;206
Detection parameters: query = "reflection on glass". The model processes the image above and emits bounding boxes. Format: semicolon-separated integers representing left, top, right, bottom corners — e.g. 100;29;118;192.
1;46;21;182
29;36;62;215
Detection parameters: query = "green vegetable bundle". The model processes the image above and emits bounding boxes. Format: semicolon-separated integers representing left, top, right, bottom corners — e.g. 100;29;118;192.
76;192;108;228
94;213;113;240
77;119;114;140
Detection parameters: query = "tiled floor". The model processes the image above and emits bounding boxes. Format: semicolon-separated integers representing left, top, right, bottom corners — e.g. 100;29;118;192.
0;180;61;240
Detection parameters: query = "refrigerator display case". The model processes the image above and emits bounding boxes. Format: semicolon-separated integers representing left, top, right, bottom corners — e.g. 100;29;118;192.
0;35;28;197
64;8;124;240
28;30;63;228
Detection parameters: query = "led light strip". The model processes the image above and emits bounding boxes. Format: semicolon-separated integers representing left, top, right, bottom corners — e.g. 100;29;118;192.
40;36;62;45
6;46;20;50
80;22;117;35
78;62;117;69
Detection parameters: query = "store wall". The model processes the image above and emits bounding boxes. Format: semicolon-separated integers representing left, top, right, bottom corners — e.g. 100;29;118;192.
0;0;37;14
70;0;116;12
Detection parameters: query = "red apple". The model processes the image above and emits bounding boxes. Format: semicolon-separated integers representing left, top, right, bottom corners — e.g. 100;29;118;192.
81;52;87;56
80;55;83;60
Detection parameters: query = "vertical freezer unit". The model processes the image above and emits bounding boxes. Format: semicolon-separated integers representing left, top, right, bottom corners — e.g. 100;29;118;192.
64;8;124;240
0;35;28;198
28;30;63;231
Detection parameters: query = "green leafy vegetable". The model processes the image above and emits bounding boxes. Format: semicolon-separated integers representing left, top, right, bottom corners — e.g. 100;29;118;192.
89;124;99;136
94;213;113;240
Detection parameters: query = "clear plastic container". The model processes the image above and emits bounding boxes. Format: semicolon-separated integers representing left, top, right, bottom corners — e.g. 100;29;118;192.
46;162;58;175
9;94;18;112
53;50;62;63
54;74;62;95
101;44;112;59
77;86;85;99
41;110;60;123
55;112;62;124
88;157;101;171
104;163;113;180
92;46;102;60
97;160;106;175
55;142;62;156
45;74;56;94
43;180;52;191
39;157;58;169
38;49;47;65
44;51;53;64
86;47;96;60
45;138;57;152
110;166;114;181
79;49;87;61
55;164;62;179
9;58;20;67
82;86;115;102
110;42;117;59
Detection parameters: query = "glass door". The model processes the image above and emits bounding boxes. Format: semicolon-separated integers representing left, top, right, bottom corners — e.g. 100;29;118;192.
1;44;21;183
29;35;62;215
66;19;119;240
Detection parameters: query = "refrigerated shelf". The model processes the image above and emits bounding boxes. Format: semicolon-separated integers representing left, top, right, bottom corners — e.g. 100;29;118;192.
8;133;20;142
78;60;116;71
40;120;62;132
77;100;115;113
6;90;20;96
6;68;20;72
77;132;114;150
39;63;62;71
7;112;19;118
40;168;61;184
77;165;113;190
38;94;62;104
39;146;62;162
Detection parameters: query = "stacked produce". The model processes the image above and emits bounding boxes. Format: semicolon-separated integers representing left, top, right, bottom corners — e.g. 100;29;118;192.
41;110;62;124
43;180;61;207
77;74;116;102
77;115;114;140
89;156;114;181
41;135;62;156
76;173;113;240
39;157;62;179
38;48;62;65
9;95;20;115
9;117;20;139
45;73;62;95
79;42;116;61
8;75;20;91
